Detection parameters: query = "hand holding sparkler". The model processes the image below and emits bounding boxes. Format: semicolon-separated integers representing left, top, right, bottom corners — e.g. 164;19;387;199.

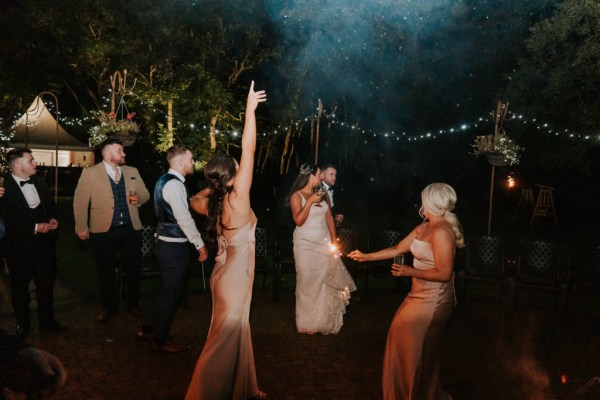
347;250;367;262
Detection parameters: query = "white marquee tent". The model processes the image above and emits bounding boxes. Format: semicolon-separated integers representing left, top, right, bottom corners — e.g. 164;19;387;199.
10;96;93;167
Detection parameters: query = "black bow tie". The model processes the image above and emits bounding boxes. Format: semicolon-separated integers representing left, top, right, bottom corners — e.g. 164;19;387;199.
20;179;33;187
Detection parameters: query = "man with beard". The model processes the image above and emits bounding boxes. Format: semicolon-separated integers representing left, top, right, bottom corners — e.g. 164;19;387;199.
73;139;150;323
136;145;207;353
320;163;344;227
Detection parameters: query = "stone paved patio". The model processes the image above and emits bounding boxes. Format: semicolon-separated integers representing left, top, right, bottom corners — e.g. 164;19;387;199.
1;270;598;400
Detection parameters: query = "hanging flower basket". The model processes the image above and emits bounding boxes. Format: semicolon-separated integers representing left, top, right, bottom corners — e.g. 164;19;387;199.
88;111;139;148
485;152;508;167
108;131;137;147
472;133;522;166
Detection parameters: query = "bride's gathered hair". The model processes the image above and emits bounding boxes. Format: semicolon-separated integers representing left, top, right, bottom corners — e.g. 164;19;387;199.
204;155;237;248
419;183;465;248
285;163;319;206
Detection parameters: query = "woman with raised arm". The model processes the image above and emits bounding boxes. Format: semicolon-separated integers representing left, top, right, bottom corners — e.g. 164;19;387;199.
348;183;464;400
185;81;267;400
287;163;356;335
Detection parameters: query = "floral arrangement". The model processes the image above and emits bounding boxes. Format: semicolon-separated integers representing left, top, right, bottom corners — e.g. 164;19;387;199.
88;110;139;147
472;133;522;166
471;100;523;166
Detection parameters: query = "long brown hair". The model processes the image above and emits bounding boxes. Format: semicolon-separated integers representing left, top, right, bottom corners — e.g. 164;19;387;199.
285;163;319;206
204;155;237;248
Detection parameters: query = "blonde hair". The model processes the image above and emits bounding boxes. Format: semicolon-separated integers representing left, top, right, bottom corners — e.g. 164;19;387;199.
419;183;465;248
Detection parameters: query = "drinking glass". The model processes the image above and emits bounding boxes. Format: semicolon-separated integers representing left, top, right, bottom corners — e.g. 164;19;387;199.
393;255;405;266
128;190;138;205
0;177;4;188
313;184;325;207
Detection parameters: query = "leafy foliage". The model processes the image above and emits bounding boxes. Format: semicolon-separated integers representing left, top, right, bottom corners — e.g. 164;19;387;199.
506;0;600;134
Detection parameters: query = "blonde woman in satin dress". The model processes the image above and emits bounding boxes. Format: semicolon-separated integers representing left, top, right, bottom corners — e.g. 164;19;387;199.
349;183;464;400
287;163;356;335
185;81;267;400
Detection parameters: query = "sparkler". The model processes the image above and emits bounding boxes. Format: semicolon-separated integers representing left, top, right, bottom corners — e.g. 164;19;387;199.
301;238;344;258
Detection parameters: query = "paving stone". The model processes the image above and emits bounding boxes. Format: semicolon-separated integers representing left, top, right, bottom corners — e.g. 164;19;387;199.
1;273;599;399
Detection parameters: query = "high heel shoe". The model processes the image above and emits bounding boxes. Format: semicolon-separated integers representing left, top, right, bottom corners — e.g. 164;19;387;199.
249;389;268;399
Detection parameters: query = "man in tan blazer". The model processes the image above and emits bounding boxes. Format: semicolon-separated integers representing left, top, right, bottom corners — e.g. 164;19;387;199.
73;139;150;323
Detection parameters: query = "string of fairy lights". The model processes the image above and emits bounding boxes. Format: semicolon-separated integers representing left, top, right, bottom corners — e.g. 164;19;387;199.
2;95;599;145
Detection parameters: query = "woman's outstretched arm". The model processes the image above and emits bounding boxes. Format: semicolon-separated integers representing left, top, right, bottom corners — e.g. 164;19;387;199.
348;225;419;261
233;81;267;198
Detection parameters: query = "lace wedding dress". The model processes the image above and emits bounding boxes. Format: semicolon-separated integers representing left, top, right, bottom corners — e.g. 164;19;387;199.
293;193;356;334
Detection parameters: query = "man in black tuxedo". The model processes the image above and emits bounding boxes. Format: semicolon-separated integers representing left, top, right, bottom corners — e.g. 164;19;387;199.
320;163;344;226
0;148;67;338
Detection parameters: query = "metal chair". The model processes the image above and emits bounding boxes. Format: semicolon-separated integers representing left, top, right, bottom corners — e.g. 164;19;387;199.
119;225;159;301
511;240;568;311
336;228;358;255
457;236;507;303
270;226;296;302
364;230;403;290
140;225;158;270
254;227;269;290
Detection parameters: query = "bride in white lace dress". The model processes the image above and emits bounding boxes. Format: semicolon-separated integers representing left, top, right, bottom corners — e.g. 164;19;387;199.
288;163;356;334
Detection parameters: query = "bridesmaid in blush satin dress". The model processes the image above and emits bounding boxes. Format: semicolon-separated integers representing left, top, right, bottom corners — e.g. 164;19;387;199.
186;82;267;400
349;183;464;400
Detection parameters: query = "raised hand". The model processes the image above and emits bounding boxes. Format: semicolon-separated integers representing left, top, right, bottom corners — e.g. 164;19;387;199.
246;80;267;113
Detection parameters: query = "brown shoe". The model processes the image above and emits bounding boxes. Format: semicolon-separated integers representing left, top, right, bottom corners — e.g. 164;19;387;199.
97;309;117;323
151;340;190;354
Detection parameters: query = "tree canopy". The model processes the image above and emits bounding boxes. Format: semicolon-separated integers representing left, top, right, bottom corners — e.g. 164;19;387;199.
0;0;597;180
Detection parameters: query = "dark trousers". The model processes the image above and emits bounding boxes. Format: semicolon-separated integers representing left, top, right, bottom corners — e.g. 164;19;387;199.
90;225;142;311
6;237;56;328
144;240;189;342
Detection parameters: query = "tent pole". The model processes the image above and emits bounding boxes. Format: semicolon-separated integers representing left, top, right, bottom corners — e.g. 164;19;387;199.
38;92;59;202
314;99;323;165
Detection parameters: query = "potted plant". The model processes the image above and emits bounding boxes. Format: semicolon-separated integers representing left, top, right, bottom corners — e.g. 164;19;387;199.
472;133;522;166
88;110;139;147
89;69;140;148
472;100;522;166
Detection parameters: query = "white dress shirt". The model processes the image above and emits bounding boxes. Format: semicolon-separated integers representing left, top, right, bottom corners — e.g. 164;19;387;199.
12;174;41;208
157;169;205;249
323;183;334;208
103;161;121;183
13;174;42;233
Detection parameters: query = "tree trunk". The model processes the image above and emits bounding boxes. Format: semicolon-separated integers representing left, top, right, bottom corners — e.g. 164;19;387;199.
279;126;293;175
166;100;174;147
210;114;218;151
260;140;271;174
285;142;295;174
